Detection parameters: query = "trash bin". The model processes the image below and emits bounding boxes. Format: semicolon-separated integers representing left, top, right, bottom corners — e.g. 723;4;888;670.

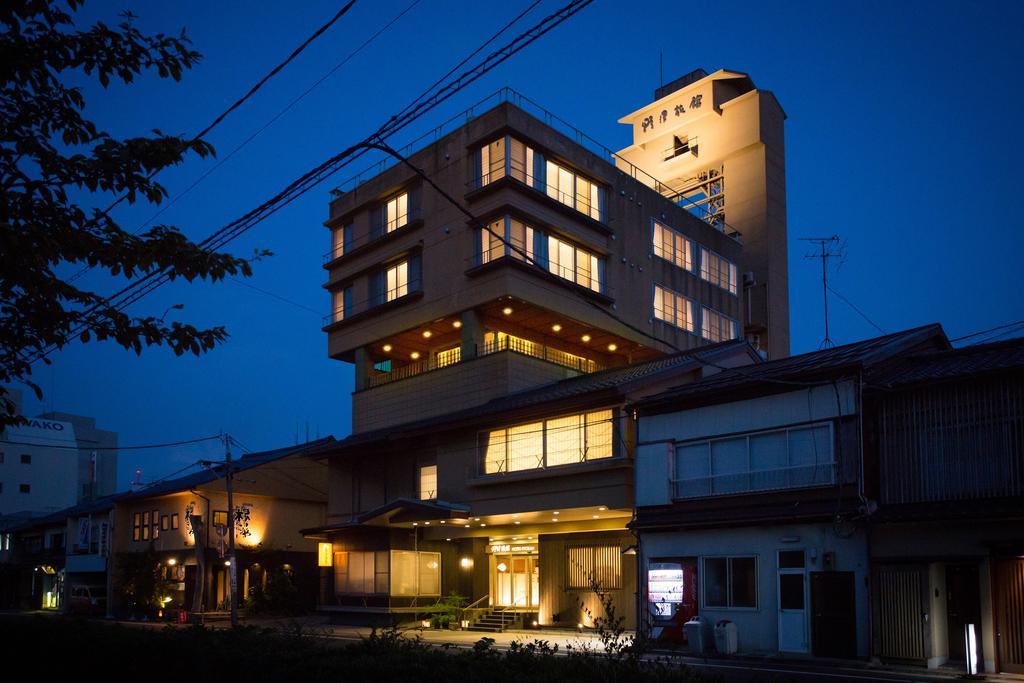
714;619;738;654
684;615;714;654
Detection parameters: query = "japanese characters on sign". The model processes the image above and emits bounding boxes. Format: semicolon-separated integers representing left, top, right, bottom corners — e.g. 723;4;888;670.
641;94;704;134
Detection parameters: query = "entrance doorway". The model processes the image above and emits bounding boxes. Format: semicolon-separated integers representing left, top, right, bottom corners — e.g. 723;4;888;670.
995;558;1024;674
811;571;857;659
777;550;808;653
493;554;538;608
945;563;981;664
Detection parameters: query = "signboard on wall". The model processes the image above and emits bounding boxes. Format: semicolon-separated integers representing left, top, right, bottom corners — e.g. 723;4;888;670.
487;543;537;554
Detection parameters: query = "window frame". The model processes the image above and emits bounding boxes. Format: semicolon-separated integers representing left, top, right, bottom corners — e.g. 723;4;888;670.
566;545;622;590
653;284;696;333
418;463;437;501
700;247;738;296
385;260;409;302
701;306;739;342
651;219;694;272
384;192;409;233
701;555;758;610
481;408;615;475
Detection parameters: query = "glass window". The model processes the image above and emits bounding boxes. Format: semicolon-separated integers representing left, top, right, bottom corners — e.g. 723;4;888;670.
386;261;408;301
701;306;738;342
385;192;408;232
652;220;693;271
19;483;30;493
20;453;31;464
331;289;345;323
703;556;757;608
334;551;378;595
700;247;738;295
483;409;613;474
480;217;534;265
330;223;349;260
390;550;440;596
419;464;437;501
547;235;603;293
654;285;695;333
545;159;602;220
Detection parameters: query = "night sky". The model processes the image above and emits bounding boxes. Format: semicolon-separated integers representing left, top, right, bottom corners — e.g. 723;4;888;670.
17;0;1024;487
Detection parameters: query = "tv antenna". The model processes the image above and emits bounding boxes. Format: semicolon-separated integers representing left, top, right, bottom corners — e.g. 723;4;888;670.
800;235;843;349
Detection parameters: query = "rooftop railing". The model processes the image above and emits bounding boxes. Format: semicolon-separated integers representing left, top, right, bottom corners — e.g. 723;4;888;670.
330;87;740;240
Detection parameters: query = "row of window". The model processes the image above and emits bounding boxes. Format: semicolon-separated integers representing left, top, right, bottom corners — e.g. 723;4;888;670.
131;511;180;542
477;135;605;222
330;191;413;261
654;284;739;342
478;216;605;293
333;547;621;596
330;258;415;324
652;220;738;295
483;409;614;475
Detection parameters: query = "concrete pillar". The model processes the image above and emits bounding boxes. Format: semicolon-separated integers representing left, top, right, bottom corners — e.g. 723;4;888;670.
460;310;485;360
353;346;371;391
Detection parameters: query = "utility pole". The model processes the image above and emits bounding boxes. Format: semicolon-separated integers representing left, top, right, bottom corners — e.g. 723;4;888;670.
223;434;238;627
800;235;842;349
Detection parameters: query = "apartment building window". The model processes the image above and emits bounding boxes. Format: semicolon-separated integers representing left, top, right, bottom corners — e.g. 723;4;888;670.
384;192;408;233
386;261;408;301
419;464;437;501
700;247;738;295
330;223;352;260
546;160;602;221
703;556;757;608
478;135;538;187
480;216;534;265
652;220;693;271
702;306;738;342
0;451;4;463
675;423;834;499
19;483;29;494
548;234;603;293
0;482;3;494
483;409;613;474
141;511;150;541
170;513;179;530
20;453;30;464
330;287;351;324
391;550;441;596
654;285;695;333
567;545;621;589
152;509;160;539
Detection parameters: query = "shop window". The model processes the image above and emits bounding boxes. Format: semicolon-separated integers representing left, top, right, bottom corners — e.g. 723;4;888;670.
390;550;440;597
703;556;757;608
567;545;621;590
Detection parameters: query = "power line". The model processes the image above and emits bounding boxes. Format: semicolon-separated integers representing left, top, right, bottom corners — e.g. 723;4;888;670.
826;284;886;335
950;320;1024;343
83;0;425;253
0;434;222;451
28;0;595;367
67;0;363;283
228;277;322;316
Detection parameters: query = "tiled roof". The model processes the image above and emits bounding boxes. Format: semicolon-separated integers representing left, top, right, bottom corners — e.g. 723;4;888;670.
636;324;949;413
867;335;1024;387
323;339;756;454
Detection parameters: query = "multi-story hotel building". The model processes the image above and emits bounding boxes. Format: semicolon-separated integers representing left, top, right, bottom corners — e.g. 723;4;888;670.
306;69;788;629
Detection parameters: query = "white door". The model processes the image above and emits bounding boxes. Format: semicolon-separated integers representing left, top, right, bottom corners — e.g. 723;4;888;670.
777;549;808;653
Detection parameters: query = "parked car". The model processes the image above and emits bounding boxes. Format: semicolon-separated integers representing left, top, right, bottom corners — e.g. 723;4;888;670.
68;585;106;616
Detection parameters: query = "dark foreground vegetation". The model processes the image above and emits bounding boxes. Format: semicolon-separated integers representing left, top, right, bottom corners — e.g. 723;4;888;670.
1;616;712;682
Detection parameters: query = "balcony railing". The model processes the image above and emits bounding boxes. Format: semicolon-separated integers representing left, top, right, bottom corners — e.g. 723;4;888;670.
323;210;420;264
365;334;600;389
330;87;741;241
466;163;602;222
322;279;422;328
673;462;836;500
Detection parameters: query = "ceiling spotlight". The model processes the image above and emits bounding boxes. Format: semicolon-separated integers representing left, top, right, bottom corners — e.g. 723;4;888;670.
598;506;607;511
474;518;480;521
422;330;432;338
514;521;520;525
552;324;562;332
502;307;513;315
553;511;560;515
383;344;393;352
581;334;591;343
607;343;618;352
453;320;463;328
592;515;599;519
410;351;421;360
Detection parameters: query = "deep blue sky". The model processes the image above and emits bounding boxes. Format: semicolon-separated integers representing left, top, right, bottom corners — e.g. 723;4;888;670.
19;0;1024;487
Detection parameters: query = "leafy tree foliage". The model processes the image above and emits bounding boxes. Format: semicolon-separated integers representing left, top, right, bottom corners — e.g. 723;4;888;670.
0;1;261;427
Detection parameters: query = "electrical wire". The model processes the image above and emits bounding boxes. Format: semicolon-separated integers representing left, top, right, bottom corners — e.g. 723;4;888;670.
827;284;886;335
950;320;1024;343
26;0;595;368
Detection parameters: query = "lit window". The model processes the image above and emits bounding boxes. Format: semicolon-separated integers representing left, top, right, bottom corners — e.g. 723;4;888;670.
390;550;440;596
331;288;347;323
567;546;621;589
545;160;602;221
385;192;408;233
547;235;603;293
419;464;437;501
480;217;534;265
480;138;506;185
700;248;738;295
653;285;695;333
435;346;460;368
330;223;351;260
479;136;537;188
652;220;693;271
701;306;738;342
703;556;757;608
386;261;409;301
483;409;613;474
334;550;386;595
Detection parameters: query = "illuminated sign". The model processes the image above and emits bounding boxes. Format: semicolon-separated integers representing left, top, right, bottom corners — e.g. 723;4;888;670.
487;543;537;554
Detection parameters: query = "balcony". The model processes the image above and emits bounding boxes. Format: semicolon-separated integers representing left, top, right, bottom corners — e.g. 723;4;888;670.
673;462;836;500
323;278;423;330
367;334;599;389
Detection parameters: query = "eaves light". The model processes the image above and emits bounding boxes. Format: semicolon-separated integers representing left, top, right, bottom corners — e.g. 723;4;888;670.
383;344;393;352
422;330;432;339
607;343;618;352
581;334;591;343
502;307;513;315
551;324;562;332
452;320;463;328
410;351;421;360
